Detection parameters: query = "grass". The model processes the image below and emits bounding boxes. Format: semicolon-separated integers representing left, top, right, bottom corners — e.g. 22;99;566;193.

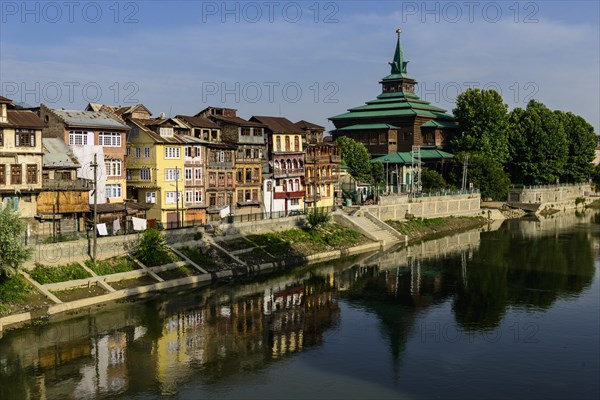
29;262;91;284
84;256;138;275
141;250;182;267
0;274;34;304
180;247;223;272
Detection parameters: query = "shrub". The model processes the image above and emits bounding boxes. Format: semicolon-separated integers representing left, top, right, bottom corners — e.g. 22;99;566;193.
134;229;174;266
575;197;586;205
306;208;330;228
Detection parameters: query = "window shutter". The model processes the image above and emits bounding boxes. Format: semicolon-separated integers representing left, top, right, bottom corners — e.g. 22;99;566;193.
15;132;20;146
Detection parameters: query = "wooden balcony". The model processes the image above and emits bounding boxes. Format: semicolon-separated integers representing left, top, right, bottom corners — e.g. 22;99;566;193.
274;190;305;199
273;168;305;178
42;178;91;191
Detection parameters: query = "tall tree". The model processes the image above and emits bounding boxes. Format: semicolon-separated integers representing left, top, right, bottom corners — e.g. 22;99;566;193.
507;100;568;184
451;88;510;164
371;161;385;187
335;136;372;182
555;111;597;183
454;153;510;201
0;207;32;278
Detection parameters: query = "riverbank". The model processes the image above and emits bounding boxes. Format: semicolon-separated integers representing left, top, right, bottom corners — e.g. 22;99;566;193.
1;215;482;330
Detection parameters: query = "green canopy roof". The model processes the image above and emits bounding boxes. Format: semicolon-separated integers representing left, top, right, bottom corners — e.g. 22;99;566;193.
371;148;454;165
421;120;460;129
338;123;400;131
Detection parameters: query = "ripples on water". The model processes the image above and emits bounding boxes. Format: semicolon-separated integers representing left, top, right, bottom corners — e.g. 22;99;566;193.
0;211;599;399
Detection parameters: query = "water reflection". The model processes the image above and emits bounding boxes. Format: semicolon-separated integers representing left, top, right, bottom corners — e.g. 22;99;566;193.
0;210;597;399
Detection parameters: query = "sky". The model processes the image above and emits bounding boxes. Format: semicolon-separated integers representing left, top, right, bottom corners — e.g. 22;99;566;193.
1;1;599;132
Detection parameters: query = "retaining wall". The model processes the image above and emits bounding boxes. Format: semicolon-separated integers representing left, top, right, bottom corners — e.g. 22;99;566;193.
364;193;481;221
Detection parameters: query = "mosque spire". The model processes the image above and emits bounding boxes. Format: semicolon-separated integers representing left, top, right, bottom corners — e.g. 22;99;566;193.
390;28;409;77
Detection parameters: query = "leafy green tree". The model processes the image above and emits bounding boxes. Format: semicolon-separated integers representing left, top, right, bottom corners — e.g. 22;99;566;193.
591;164;600;189
0;207;32;278
421;167;447;191
451;88;510;164
555;111;597;182
507;100;568;184
455;153;510;200
335;136;372;182
371;161;385;187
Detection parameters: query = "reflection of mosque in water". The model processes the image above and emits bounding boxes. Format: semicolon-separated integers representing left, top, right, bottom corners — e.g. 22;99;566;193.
0;274;341;399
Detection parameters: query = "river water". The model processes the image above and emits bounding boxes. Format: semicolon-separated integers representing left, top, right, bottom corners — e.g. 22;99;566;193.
1;211;599;400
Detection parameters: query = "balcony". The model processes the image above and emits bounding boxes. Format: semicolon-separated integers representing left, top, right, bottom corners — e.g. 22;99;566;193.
42;178;91;191
274;190;305;199
273;167;304;178
306;175;338;184
238;135;265;145
208;161;233;169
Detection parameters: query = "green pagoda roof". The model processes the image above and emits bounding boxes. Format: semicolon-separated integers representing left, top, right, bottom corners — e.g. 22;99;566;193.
421;120;460;129
382;28;413;81
338;123;400;131
371;148;455;165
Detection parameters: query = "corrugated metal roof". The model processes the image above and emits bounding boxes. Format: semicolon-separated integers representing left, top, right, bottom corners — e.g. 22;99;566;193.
176;115;220;129
295;120;325;130
42;138;80;168
250;116;304;134
0;96;13;104
53;109;129;129
7;110;44;128
371;149;454;164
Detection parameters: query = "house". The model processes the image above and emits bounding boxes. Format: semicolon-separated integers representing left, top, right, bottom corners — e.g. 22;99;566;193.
296;120;341;209
329;30;459;156
38;104;130;206
250;116;305;216
125;117;187;228
0;96;44;224
195;108;267;217
36;138;91;237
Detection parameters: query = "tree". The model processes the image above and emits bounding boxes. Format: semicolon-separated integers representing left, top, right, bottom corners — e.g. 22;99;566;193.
451;88;510;164
421;167;447;191
455;153;510;201
507;100;568;184
371;161;385;187
555;111;597;183
335;136;372;182
0;207;32;278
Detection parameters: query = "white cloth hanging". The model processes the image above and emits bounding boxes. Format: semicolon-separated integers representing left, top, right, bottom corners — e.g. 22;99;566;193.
132;217;147;231
96;223;108;236
113;218;121;234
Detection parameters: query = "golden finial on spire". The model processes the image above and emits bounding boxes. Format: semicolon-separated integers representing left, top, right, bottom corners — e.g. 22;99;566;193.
396;27;402;38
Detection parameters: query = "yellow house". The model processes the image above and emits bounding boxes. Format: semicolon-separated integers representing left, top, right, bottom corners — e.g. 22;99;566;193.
126;118;185;227
0;96;44;220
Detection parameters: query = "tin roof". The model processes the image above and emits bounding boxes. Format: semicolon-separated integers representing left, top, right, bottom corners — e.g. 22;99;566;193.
6;110;44;128
42;138;80;168
176;115;220;129
250;116;304;134
52;109;129;130
295;120;325;130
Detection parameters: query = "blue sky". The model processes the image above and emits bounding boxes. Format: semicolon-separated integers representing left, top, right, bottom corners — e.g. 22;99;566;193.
1;1;598;132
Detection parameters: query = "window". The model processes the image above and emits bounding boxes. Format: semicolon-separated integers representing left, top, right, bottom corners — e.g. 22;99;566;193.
99;132;121;147
252;189;258;201
140;169;151;180
159;127;174;137
0;130;3;146
276;136;281;152
285;136;290;151
237;169;244;183
126;147;131;156
227;172;233;187
291;199;300;206
0;165;5;184
209;172;216;187
266;181;272;192
164;147;180;159
135;147;141;158
26;164;38;184
165;191;181;204
105;159;122;177
15;129;36;147
165;168;180;181
194;190;202;203
194;168;202;182
185;190;193;204
145;191;156;204
11;164;21;184
69;131;88;146
294;136;299;151
106;184;122;199
218;173;225;186
241;127;251;136
184;146;191;157
185;168;193;180
253;128;263;137
144;146;151;158
126;169;132;180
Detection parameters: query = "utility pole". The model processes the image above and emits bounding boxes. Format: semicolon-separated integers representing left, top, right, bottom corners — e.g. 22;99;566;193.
175;166;180;228
92;153;98;261
313;147;317;212
461;153;469;191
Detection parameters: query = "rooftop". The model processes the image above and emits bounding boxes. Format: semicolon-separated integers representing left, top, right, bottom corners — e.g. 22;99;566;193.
42;138;80;168
51;109;129;130
250;116;304;134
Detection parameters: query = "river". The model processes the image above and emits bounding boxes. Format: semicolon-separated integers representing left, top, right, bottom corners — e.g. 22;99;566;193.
1;211;599;399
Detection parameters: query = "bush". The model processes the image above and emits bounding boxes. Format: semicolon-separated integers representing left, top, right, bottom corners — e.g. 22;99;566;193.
306;208;331;228
134;229;176;266
421;167;447;191
575;197;586;205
